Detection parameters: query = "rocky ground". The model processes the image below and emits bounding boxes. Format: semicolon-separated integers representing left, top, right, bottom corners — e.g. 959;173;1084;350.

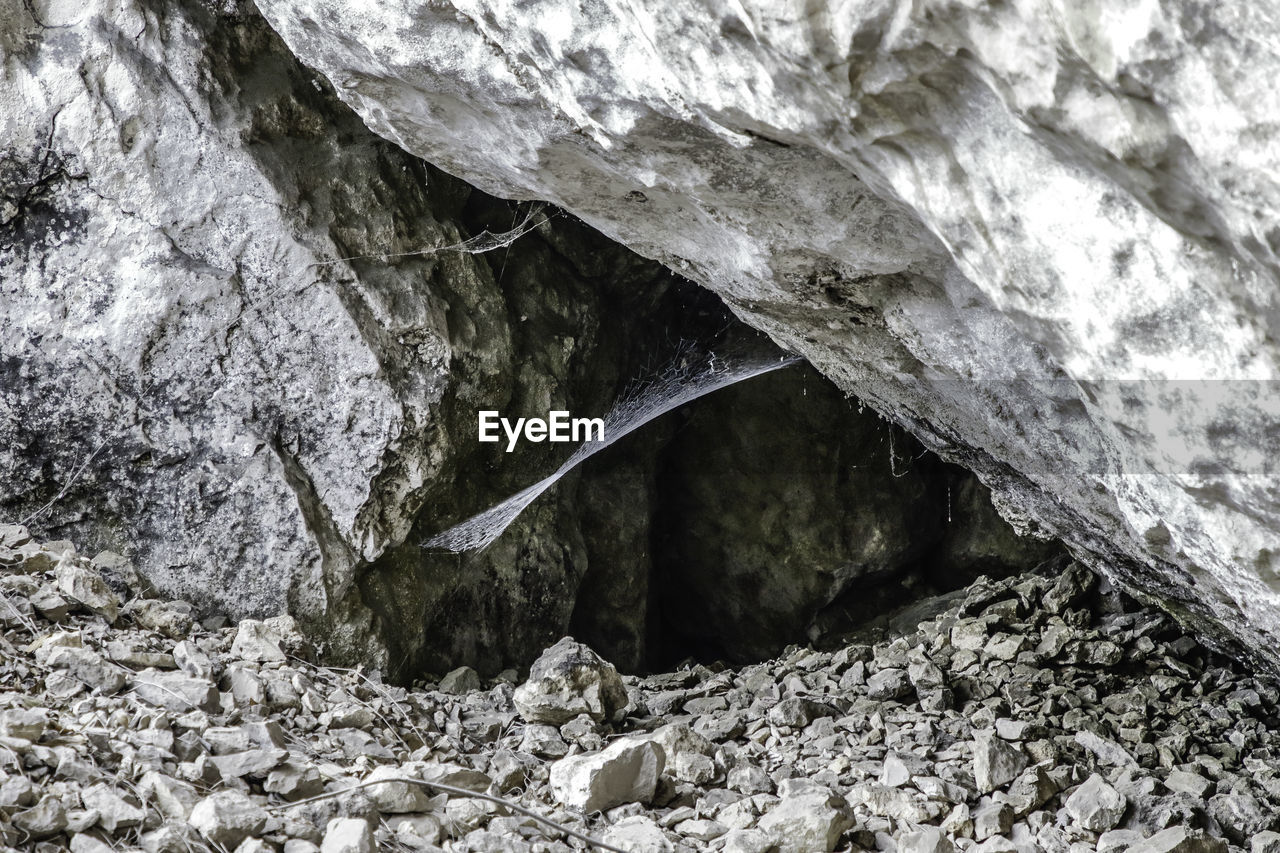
1;524;1278;852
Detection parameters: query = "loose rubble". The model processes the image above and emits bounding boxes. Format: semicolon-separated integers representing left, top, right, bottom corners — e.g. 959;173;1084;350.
0;525;1276;851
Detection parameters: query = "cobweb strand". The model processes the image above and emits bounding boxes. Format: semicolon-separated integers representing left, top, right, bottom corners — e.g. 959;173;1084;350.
423;350;800;552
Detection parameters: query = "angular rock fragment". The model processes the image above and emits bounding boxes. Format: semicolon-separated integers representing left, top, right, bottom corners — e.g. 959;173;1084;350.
364;765;434;813
550;738;665;811
54;561;119;622
0;707;47;742
757;791;853;853
132;670;220;712
514;637;628;725
321;818;375;853
972;731;1026;793
1065;773;1126;831
189;790;269;847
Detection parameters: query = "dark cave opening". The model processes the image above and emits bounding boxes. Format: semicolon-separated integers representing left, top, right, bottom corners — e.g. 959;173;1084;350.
356;192;1063;683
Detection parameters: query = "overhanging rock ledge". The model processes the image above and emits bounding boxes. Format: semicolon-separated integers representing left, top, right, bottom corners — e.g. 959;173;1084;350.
254;1;1280;663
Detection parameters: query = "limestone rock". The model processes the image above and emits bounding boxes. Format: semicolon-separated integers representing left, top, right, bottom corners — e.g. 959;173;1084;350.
757;792;853;853
438;666;481;695
321;818;374;853
0;707;47;742
898;828;956;853
972;731;1027;793
601;815;674;853
363;766;434;813
1065;773;1127;832
45;647;126;694
12;796;68;839
231;619;289;663
514;638;628;725
54;562;119;622
1127;828;1229;853
189;791;269;848
132;671;219;712
549;738;665;812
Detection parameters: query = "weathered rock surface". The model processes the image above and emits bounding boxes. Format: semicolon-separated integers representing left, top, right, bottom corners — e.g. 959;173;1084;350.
255;0;1280;670
0;0;1051;678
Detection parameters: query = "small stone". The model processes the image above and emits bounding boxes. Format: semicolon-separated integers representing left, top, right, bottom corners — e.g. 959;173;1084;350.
132;599;196;639
520;723;569;758
994;718;1030;740
1125;828;1228;853
1098;830;1146;853
973;731;1026;793
173;641;215;678
728;762;775;795
675;818;727;841
1065;772;1126;831
284;842;322;853
487;749;529;792
392;815;442;848
984;633;1025;661
210;747;288;778
264;761;325;801
0;775;38;808
866;667;912;701
880;753;916;787
601;815;674;852
45;646;126;694
364;765;433;813
757;792;853;853
132;670;220;712
231;619;288;662
672;751;717;785
82;783;145;832
438;665;481;694
1075;730;1137;767
234;840;274;853
972;802;1013;840
189;791;269;848
29;587;69;621
549;737;665;812
1253;832;1280;853
140;772;200;820
1164;769;1213;798
898;827;956;853
514;636;629;725
321;817;375;853
721;828;774;853
0;707;47;741
13;796;68;839
55;560;119;621
767;697;833;728
69;836;115;853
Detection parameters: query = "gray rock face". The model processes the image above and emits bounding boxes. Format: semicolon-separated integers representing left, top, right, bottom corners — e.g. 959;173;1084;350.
1;0;1060;678
254;0;1280;668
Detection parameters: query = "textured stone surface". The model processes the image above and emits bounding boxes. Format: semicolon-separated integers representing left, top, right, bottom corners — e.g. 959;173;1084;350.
1;0;1062;679
255;0;1280;668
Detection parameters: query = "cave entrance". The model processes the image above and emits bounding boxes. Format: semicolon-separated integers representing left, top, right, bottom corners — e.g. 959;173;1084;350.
357;196;1061;682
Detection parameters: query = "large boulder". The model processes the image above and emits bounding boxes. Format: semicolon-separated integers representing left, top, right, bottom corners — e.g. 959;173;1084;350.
254;0;1280;667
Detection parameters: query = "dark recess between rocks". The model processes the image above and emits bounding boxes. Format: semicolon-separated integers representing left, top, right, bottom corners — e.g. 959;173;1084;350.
362;200;1063;682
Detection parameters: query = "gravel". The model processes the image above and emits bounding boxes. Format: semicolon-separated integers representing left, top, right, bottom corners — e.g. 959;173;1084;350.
0;526;1276;851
